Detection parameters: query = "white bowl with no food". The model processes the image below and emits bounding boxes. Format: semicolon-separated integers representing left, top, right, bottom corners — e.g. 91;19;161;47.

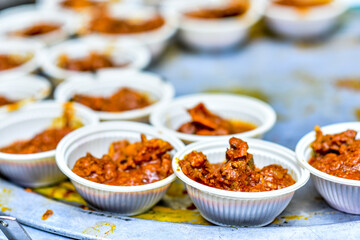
163;0;267;50
0;75;51;114
54;70;175;121
265;0;348;39
173;138;310;226
40;37;151;84
0;101;99;187
296;122;360;214
0;5;80;45
150;93;276;143
56;121;185;215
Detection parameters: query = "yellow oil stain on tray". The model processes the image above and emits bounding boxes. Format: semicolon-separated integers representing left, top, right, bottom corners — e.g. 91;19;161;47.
0;188;12;212
33;181;87;205
272;215;309;224
135;206;210;225
83;221;116;238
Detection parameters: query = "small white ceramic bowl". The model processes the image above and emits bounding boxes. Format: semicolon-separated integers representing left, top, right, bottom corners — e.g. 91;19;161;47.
173;138;310;227
0;39;42;80
296;122;360;214
0;75;51;114
150;93;276;144
265;0;348;39
84;4;178;59
163;0;267;50
0;5;80;45
0;101;99;187
56;121;185;215
40;37;151;84
54;70;175;122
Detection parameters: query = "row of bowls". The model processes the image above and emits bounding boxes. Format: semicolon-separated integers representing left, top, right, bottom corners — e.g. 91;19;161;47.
1;80;360;226
0;0;352;61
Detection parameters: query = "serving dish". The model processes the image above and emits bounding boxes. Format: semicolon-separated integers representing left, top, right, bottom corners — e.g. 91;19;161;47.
265;0;348;39
40;37;150;84
54;70;174;121
150;93;276;143
0;101;98;187
56;121;185;215
296;122;360;214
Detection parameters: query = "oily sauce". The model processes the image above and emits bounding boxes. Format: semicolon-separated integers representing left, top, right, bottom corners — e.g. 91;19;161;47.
0;54;31;71
309;126;360;180
57;52;129;72
185;0;249;19
72;134;174;186
273;0;333;7
179;137;296;192
177;103;257;136
0;96;14;107
12;23;61;37
72;87;152;112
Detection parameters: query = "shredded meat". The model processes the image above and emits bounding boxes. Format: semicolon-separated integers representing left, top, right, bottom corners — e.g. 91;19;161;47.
12;23;61;37
57;52;129;72
0;96;14;107
185;0;249;19
88;5;165;34
72;134;174;186
72;88;152;112
177;103;256;136
309;126;360;180
179;137;296;192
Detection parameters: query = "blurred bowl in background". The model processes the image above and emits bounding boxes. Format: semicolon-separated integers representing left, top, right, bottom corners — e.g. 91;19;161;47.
265;0;348;39
40;37;151;85
54;70;175;122
163;0;267;51
0;4;80;45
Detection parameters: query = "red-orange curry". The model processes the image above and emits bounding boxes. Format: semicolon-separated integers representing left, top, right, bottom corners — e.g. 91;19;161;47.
273;0;333;7
12;23;61;37
0;54;30;71
61;0;100;10
179;137;296;192
178;103;256;136
72;87;152;112
72;134;174;186
57;52;129;72
309;126;360;180
0;96;14;107
185;0;249;19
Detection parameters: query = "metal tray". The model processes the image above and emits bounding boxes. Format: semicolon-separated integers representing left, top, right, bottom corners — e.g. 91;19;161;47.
1;8;360;240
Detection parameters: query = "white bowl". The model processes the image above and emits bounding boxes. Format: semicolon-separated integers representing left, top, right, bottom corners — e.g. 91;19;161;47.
40;37;151;84
54;70;175;122
296;122;360;214
0;75;51;114
265;0;348;39
150;93;276;144
56;121;185;215
0;39;42;80
84;4;178;59
0;101;99;187
163;0;267;50
173;138;310;227
0;5;80;45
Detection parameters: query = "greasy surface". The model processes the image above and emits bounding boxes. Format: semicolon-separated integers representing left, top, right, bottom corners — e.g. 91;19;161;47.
309;126;360;180
2;7;360;240
179;137;295;192
0;54;30;71
57;52;129;72
178;103;256;135
273;0;333;7
88;6;165;34
72;134;173;186
185;0;249;19
0;103;80;154
12;23;61;37
72;88;152;112
0;96;14;107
